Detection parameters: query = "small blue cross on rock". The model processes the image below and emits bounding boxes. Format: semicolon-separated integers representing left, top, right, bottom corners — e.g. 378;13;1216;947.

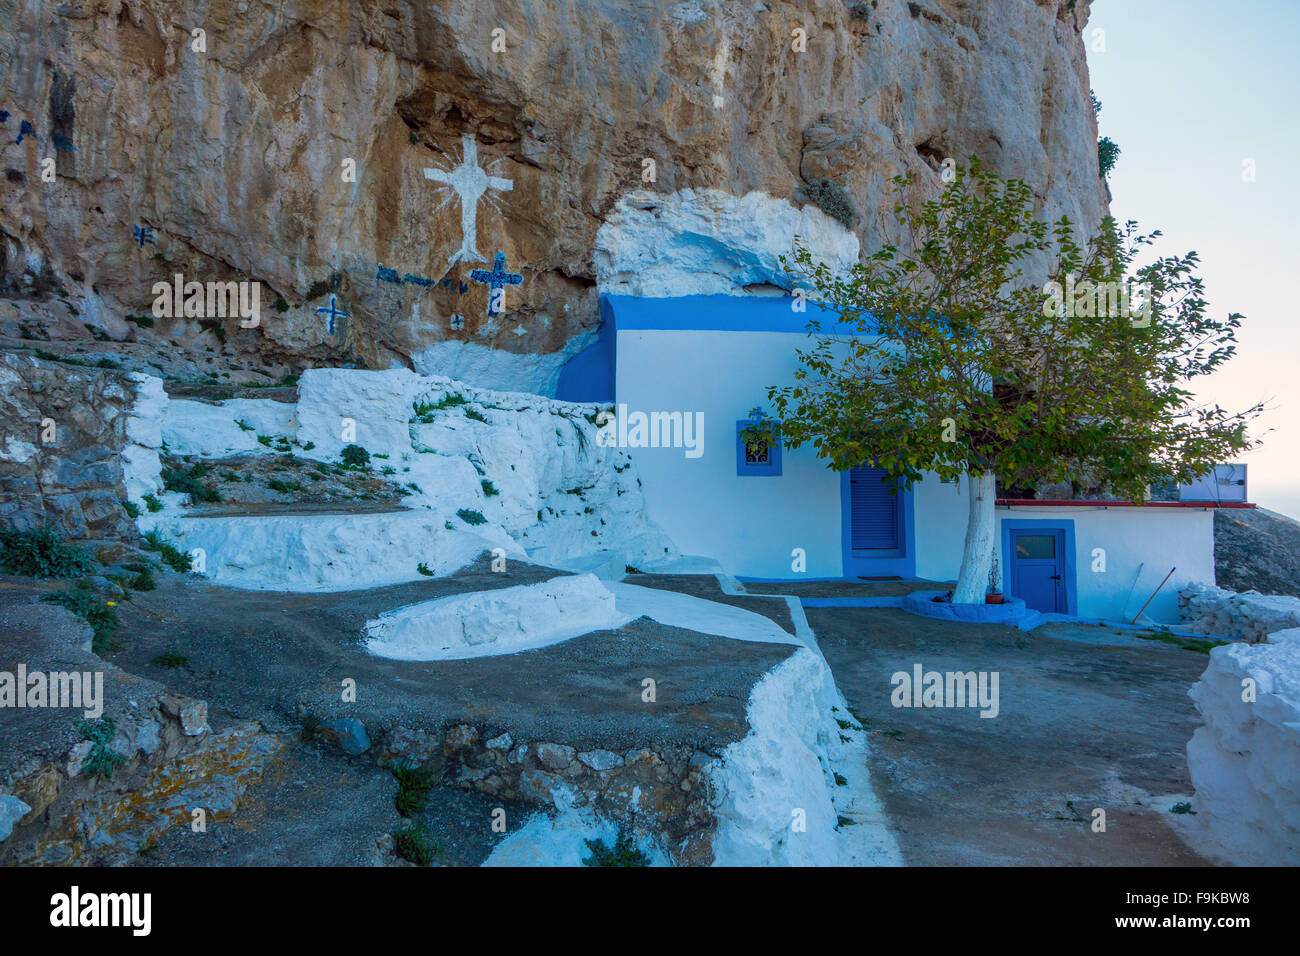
469;252;522;317
133;224;156;248
315;294;348;335
450;313;465;330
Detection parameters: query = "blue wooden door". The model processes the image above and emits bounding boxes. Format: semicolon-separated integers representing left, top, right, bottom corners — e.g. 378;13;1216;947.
1010;529;1066;612
849;466;900;551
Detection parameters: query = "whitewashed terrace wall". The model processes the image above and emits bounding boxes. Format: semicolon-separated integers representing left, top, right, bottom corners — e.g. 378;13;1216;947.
1187;627;1300;865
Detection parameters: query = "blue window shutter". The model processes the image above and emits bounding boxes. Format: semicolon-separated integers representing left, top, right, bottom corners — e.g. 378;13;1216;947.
849;466;899;550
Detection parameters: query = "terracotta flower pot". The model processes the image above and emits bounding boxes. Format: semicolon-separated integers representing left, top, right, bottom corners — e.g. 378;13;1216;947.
985;592;1005;605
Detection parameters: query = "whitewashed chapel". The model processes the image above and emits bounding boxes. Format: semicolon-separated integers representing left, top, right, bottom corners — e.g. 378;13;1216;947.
554;189;1252;624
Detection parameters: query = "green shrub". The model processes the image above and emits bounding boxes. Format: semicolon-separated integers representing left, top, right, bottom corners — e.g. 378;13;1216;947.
481;480;499;498
235;418;255;431
142;494;163;513
1098;136;1120;179
416;562;434;576
121;499;141;519
582;830;650;867
465;407;488;424
152;652;188;668
266;478;299;494
0;526;96;578
804;178;859;228
393;823;442;866
45;582;120;653
456;509;487;526
161;463;222;503
77;717;127;779
142;531;192;573
340;444;370;468
128;566;157;591
412;393;468;424
392;762;437;817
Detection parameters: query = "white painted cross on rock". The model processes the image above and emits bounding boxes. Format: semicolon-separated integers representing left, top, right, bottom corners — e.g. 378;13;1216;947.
423;134;512;265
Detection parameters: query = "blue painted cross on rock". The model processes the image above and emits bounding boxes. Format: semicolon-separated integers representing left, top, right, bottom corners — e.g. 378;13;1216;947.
315;294;348;335
133;224;156;248
469;252;522;317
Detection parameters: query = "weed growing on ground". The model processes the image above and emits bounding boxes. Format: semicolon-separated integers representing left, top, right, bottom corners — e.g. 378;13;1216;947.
456;509;487;526
340;444;370;468
582;830;650;867
394;822;443;865
1133;630;1226;654
45;581;120;652
128;566;157;591
0;526;96;578
392;763;437;817
142;531;191;572
161;461;222;503
77;717;126;779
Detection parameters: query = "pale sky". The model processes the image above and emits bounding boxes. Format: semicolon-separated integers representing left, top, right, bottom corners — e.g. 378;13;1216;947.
1087;0;1300;519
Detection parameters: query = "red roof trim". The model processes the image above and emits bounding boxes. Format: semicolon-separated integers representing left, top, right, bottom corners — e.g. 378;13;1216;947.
996;498;1256;509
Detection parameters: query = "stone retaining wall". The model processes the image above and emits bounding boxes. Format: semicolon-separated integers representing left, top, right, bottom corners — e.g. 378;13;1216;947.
1179;582;1300;643
378;722;717;866
0;352;146;540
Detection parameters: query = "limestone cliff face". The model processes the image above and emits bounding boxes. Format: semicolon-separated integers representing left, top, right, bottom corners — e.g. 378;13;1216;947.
0;0;1106;395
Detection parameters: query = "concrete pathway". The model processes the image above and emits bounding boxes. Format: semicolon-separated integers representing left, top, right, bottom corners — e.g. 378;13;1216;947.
810;605;1212;865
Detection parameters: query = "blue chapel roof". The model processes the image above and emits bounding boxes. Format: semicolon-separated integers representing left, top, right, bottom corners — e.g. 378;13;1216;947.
602;293;877;335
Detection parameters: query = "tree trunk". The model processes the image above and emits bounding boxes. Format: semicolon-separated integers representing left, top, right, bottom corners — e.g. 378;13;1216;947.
952;470;997;604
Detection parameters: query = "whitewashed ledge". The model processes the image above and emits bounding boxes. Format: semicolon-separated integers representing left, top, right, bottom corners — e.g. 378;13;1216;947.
1187;627;1300;865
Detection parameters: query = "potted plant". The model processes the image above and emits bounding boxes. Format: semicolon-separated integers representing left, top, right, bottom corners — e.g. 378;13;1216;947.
738;406;779;463
986;549;1004;604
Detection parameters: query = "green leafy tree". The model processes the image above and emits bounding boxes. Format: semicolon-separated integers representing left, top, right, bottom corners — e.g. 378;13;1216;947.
772;159;1262;604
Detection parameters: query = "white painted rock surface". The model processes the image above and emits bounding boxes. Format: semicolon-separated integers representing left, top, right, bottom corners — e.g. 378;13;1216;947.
124;366;677;589
162;398;297;457
1186;628;1300;864
482;809;670;867
609;583;800;647
707;646;901;866
162;510;520;592
364;573;630;661
595;189;860;297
